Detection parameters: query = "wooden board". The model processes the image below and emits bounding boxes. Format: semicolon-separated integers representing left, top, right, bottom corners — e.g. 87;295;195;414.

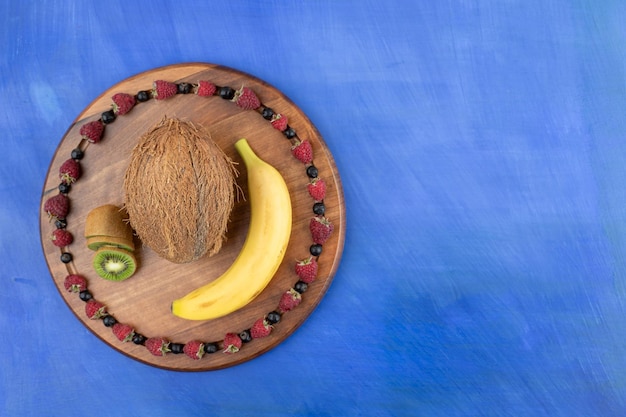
39;63;345;371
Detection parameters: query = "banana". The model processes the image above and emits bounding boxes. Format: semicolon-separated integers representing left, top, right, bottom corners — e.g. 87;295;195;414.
171;138;292;320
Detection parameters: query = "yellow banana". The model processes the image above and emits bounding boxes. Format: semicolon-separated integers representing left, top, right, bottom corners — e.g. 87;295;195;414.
171;138;292;320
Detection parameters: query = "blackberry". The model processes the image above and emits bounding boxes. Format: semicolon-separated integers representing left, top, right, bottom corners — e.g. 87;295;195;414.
102;315;117;327
313;202;325;215
239;329;252;343
70;148;84;160
177;82;192;94
218;86;235;100
261;107;274;120
294;280;309;294
310;244;323;257
306;165;318;179
60;252;73;263
101;110;116;124
170;343;185;354
266;311;281;325
132;333;147;345
79;290;93;302
136;90;151;102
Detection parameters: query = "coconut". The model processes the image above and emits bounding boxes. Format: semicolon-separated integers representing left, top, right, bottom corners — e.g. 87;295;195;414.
123;117;237;264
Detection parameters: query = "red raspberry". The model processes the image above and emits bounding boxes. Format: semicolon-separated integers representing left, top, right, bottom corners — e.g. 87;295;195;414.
307;178;326;201
63;274;87;293
112;323;135;342
183;340;205;360
153;80;178;100
250;318;272;338
145;337;171;356
270;113;288;131
291;139;313;164
51;229;73;247
196;80;217;97
310;216;334;245
111;93;136;115
295;256;318;283
85;300;106;319
278;288;302;312
44;193;69;220
223;332;242;354
232;86;260;110
59;158;81;184
79;120;104;143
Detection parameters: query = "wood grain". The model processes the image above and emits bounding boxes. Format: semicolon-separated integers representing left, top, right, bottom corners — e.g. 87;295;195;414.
39;63;345;371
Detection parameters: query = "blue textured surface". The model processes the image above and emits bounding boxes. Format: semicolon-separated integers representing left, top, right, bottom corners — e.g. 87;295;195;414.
3;1;626;416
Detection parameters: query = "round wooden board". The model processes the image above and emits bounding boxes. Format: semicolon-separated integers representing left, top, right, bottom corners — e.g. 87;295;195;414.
39;63;345;371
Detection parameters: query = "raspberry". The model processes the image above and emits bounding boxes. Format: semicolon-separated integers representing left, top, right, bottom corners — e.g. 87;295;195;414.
270;113;288;131
232;86;260;110
223;332;242;354
63;274;87;293
111;93;136;115
196;80;216;97
307;178;326;201
309;216;334;245
291;139;313;164
145;337;171;356
250;318;272;338
44;193;69;220
112;323;135;342
152;80;178;100
295;256;318;283
79;120;104;143
51;229;73;247
278;288;302;312
183;340;205;360
85;300;106;319
59;158;81;184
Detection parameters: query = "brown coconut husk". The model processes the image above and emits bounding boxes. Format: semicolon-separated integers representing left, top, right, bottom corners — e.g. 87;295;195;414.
123;117;238;264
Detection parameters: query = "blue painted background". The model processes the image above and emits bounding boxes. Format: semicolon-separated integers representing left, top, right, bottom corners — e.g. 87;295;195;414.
2;1;626;416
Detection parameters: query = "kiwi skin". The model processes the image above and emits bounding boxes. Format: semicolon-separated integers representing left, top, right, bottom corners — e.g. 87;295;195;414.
93;246;137;281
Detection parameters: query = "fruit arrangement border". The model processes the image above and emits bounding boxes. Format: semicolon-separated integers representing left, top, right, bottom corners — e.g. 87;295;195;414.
42;79;334;360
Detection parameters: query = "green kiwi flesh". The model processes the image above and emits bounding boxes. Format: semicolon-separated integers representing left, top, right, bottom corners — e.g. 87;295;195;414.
93;246;137;281
86;235;135;252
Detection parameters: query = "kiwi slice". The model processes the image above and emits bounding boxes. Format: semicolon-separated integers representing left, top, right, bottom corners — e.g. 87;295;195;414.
86;235;135;252
93;246;137;281
85;205;135;251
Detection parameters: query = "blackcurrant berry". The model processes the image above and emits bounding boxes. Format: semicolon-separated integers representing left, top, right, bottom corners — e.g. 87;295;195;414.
294;281;309;294
177;82;192;94
239;329;252;343
55;218;67;229
102;315;117;327
284;127;296;139
170;343;185;354
132;333;147;345
70;148;84;160
306;165;318;179
266;311;281;325
79;290;93;302
101;110;116;124
218;86;235;100
204;343;218;354
261;107;274;120
313;202;325;215
60;252;73;263
136;90;151;102
58;182;71;194
310;244;323;257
